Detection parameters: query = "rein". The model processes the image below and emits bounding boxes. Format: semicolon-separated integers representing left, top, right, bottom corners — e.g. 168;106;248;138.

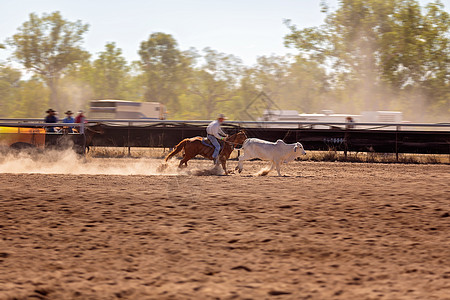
223;132;246;148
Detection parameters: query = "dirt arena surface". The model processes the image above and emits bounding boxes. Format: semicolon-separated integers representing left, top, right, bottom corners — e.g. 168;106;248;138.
0;158;449;299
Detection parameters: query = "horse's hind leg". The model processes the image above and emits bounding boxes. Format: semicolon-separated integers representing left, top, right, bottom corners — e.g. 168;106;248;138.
178;158;188;168
179;155;193;168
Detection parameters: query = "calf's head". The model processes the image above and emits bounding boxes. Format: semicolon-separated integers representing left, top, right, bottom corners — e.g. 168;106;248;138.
294;142;306;157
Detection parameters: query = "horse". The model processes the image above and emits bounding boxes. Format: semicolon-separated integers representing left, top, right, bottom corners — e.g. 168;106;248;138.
66;123;105;154
164;130;247;173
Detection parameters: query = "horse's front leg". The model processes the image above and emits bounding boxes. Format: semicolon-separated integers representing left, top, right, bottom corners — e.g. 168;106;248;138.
219;159;229;175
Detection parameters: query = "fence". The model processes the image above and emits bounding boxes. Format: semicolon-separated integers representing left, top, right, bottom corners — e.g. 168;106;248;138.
0;119;449;157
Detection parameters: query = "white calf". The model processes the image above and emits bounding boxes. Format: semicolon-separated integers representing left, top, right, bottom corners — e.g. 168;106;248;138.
237;138;306;176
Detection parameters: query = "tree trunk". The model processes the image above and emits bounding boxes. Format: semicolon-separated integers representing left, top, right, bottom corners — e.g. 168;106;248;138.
47;76;60;112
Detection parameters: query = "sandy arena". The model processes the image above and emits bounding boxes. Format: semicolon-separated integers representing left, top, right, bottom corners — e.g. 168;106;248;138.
0;154;449;299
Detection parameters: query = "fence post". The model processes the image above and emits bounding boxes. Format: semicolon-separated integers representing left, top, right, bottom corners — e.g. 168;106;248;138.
395;125;399;162
81;123;86;156
128;121;131;157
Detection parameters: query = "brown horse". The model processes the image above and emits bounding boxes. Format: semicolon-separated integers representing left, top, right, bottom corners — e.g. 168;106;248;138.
164;130;247;173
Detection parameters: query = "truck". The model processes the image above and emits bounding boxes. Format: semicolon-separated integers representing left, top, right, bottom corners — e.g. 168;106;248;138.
89;100;167;120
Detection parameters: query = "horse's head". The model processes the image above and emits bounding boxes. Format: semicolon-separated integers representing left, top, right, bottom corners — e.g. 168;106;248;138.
226;130;247;146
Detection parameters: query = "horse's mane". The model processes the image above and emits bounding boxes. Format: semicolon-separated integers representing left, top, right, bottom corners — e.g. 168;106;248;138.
224;130;246;147
226;130;245;140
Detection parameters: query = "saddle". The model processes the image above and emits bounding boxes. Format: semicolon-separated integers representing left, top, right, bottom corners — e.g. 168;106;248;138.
201;137;224;149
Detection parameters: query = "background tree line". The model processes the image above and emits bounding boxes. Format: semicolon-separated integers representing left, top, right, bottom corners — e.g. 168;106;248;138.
0;0;448;122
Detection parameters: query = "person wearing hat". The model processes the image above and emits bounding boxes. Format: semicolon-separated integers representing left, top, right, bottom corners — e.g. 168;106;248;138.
62;110;75;133
44;108;58;132
75;110;87;134
206;113;228;164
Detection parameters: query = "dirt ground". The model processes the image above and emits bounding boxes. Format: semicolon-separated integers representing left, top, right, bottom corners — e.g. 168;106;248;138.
0;158;449;300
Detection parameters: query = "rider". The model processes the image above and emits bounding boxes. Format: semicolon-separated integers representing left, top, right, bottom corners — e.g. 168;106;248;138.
207;113;228;164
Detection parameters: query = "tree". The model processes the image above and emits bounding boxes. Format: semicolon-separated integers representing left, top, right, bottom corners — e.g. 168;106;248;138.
284;0;450;119
138;32;189;114
11;78;49;118
0;64;49;118
91;42;130;99
235;55;329;119
185;48;244;119
0;65;22;117
7;11;89;112
284;56;330;113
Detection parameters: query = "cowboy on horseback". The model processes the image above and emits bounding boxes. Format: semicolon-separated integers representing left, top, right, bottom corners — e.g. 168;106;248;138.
207;113;228;165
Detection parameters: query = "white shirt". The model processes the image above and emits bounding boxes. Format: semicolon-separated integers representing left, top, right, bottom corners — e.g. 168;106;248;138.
206;120;226;139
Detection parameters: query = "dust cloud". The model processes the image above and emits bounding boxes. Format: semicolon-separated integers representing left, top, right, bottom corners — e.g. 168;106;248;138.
0;149;189;176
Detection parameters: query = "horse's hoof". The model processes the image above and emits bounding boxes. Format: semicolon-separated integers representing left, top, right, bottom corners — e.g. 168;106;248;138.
157;163;171;173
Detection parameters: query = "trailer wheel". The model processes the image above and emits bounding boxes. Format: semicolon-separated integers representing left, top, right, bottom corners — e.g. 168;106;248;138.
10;142;36;150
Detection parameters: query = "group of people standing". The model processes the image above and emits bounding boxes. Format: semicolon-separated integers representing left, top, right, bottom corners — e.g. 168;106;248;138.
44;109;86;133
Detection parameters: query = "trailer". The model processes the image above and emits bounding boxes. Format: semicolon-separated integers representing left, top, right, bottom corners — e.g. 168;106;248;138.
89;100;167;120
258;109;403;129
0;126;46;149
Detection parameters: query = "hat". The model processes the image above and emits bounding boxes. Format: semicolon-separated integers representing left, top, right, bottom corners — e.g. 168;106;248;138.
65;110;73;115
77;110;84;114
46;108;56;113
217;113;227;119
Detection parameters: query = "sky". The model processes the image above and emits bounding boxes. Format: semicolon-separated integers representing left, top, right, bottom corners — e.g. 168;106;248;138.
0;0;448;67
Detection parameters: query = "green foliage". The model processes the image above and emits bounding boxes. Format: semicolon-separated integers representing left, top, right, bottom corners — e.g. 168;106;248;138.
92;42;130;99
138;32;189;114
184;48;244;119
284;0;450;119
1;3;448;121
0;65;22;117
10;78;49;118
7;11;90;111
0;64;49;117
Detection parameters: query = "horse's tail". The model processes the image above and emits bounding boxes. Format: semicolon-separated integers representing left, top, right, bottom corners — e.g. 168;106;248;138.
165;139;188;162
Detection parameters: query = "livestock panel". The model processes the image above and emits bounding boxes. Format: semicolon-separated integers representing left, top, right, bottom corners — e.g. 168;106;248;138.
85;123;450;155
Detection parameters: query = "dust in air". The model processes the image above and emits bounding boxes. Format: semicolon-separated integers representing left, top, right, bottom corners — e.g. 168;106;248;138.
0;149;225;176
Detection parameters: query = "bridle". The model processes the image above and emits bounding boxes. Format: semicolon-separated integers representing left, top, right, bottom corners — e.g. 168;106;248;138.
223;132;246;148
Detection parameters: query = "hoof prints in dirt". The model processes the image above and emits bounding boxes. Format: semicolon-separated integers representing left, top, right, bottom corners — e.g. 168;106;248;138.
190;166;223;176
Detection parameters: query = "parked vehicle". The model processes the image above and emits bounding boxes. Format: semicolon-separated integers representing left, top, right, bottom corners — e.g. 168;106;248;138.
89;100;167;120
258;109;403;129
0;127;46;149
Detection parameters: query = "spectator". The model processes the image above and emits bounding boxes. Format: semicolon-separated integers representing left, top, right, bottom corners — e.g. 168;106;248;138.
44;108;58;132
346;116;355;129
62;110;75;133
75;110;87;133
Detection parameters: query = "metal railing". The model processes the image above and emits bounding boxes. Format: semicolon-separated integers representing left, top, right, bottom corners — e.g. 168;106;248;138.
1;118;449;131
0;121;85;133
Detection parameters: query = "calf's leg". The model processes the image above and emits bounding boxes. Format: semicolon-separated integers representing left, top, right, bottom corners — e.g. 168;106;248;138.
236;152;250;173
275;161;283;176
